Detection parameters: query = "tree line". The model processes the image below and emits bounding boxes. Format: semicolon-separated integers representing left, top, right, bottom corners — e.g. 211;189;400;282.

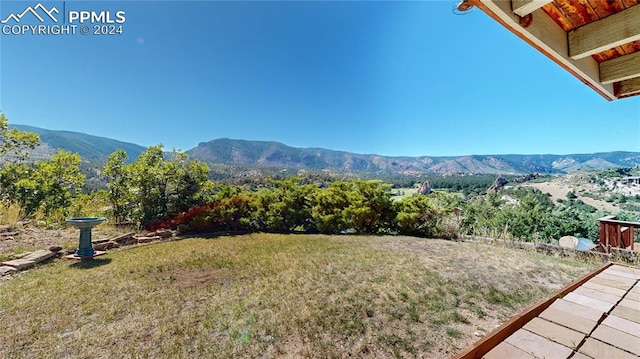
0;116;461;237
1;115;637;243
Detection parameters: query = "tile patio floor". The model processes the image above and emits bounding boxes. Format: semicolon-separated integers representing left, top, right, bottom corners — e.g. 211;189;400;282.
482;264;640;358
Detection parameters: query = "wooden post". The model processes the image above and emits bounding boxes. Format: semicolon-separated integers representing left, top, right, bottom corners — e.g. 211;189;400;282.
597;216;640;253
599;219;607;253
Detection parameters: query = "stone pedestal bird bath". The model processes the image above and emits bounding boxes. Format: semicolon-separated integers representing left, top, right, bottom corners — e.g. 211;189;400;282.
65;217;107;259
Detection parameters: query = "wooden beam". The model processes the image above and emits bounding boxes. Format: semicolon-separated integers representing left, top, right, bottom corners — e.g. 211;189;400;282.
600;51;640;84
618;77;640;97
452;262;614;359
569;5;640;60
512;0;554;17
470;0;616;101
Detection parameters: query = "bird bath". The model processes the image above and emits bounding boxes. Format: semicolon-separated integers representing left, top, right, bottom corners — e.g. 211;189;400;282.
66;217;107;259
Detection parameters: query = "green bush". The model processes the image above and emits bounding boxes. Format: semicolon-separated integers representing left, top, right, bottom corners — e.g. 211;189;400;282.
395;195;442;237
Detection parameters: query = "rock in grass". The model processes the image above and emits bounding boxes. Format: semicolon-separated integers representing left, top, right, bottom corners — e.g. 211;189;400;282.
22;250;55;264
0;266;17;276
0;232;20;239
148;229;174;238
1;259;35;271
136;236;161;243
93;241;119;251
113;233;137;246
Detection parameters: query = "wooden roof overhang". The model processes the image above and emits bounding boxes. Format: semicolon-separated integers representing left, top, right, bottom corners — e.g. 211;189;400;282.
460;0;640;101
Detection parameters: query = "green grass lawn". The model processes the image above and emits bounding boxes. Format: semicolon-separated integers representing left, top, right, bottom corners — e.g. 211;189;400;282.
390;187;419;201
390;188;463;202
0;234;596;358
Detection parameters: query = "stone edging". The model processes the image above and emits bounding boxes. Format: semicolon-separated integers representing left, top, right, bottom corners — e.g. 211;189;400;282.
0;229;175;277
3;231;636;277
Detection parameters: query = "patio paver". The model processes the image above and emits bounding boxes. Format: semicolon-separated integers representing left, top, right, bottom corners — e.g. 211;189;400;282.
602;315;640;337
610;265;640;277
482;342;536;359
589;277;632;292
611;305;640;323
574;286;623;303
582;280;628;297
578;338;638;359
618;298;640;311
539;307;599;334
603;268;640;280
548;298;604;321
595;272;636;288
504;329;573;359
625;290;640;302
563;292;615;312
592;324;640;355
522;317;584;349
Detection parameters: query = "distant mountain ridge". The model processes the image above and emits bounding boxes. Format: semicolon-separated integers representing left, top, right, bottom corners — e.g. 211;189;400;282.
9;125;640;174
187;138;640;175
12;125;146;162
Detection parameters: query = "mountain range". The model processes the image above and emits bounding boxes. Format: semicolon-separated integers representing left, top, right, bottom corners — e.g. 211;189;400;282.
13;125;147;162
10;125;640;175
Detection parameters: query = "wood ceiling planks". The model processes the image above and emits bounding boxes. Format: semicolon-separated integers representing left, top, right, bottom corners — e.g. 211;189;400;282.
542;1;640;63
587;0;627;18
548;0;599;28
542;0;639;30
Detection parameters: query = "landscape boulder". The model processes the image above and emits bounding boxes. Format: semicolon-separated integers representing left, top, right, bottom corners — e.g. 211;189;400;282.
488;177;509;192
417;180;431;195
558;235;578;249
515;173;538;183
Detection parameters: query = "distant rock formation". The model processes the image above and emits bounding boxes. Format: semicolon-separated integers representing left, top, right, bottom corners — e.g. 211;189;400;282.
488;177;509;192
417;180;431;195
515;173;538;183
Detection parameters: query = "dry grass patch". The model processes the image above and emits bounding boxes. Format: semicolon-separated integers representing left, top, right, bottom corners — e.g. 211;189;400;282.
522;181;619;213
0;234;596;358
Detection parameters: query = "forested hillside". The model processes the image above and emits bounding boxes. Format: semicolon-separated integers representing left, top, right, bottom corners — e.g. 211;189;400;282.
12;125;640;175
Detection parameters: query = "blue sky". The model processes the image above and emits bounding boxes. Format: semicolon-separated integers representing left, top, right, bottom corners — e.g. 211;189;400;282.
1;1;638;157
